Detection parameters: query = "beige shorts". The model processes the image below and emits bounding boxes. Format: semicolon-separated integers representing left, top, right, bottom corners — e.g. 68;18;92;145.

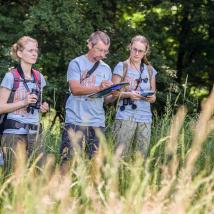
113;119;151;158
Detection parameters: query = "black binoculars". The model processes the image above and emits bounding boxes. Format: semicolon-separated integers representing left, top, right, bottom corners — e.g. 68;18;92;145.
27;88;41;114
120;98;137;111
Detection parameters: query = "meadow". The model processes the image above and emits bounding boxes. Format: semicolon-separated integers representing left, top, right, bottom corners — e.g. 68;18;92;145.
0;90;214;214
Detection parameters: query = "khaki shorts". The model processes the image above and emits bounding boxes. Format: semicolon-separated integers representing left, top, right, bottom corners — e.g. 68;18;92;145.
113;119;151;158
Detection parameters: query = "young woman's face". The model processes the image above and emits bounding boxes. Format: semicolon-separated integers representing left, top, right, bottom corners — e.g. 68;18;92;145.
18;41;38;65
129;41;147;63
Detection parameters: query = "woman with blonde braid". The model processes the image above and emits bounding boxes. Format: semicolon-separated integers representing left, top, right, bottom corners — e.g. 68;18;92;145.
112;35;157;158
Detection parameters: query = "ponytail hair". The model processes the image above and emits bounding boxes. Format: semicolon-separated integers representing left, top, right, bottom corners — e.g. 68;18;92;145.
10;36;38;61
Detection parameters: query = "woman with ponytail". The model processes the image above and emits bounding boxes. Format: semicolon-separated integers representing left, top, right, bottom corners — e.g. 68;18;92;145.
0;36;49;174
112;35;157;158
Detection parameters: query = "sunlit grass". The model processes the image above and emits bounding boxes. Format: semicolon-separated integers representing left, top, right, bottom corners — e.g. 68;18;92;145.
0;89;214;213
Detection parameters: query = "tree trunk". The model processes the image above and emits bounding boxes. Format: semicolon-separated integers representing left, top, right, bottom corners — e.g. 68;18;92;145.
176;3;191;83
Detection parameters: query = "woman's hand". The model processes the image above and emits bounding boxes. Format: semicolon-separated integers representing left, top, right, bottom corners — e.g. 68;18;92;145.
129;91;142;101
111;90;121;98
23;93;38;106
143;94;156;103
111;90;141;100
40;102;49;113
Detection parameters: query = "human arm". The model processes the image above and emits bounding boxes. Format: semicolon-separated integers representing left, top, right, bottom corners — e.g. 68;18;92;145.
69;79;113;96
111;74;142;100
67;59;112;96
40;101;49;113
0;87;38;114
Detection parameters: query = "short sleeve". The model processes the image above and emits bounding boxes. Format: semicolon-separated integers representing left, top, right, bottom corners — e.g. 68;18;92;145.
40;74;46;88
152;67;157;77
67;60;81;81
107;69;112;80
0;72;14;90
113;62;124;78
100;62;112;81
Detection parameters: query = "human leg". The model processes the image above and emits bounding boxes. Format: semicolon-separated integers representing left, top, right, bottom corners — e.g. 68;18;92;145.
27;131;45;167
135;122;151;158
85;127;105;159
113;119;137;157
1;133;27;175
60;124;85;162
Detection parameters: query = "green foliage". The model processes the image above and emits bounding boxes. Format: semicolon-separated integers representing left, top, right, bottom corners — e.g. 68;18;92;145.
23;0;94;115
0;1;34;76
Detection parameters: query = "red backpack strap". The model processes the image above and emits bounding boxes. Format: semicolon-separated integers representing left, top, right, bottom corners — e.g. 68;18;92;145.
11;68;21;91
7;68;21;103
32;69;41;89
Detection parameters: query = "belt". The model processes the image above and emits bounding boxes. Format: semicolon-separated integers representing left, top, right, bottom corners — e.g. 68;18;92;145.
4;119;38;131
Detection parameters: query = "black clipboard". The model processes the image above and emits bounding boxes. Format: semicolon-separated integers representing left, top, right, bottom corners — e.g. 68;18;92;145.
88;82;129;98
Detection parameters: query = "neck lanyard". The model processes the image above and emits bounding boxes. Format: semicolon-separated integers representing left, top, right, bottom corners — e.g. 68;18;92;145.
130;60;144;91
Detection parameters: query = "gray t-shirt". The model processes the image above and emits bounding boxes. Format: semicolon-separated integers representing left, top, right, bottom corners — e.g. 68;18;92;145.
113;62;157;123
65;55;112;127
0;71;46;134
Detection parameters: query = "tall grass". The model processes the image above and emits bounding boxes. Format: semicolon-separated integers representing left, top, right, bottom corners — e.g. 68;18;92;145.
0;90;214;213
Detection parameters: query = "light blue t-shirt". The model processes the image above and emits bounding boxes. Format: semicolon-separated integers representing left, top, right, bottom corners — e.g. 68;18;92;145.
0;71;46;134
65;55;112;127
113;62;157;123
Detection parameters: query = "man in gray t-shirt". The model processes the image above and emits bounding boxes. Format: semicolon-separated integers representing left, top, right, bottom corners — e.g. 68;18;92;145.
60;31;113;162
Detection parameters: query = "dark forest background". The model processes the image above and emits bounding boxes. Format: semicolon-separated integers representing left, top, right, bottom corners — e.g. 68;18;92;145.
0;0;213;123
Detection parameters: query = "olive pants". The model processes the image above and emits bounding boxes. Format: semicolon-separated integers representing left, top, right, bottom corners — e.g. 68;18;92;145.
1;132;45;175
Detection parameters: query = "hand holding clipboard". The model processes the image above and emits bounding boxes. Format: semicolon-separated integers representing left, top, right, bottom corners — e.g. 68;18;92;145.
88;82;129;98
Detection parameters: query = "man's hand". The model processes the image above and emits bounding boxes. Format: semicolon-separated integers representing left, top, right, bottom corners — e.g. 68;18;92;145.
99;80;113;90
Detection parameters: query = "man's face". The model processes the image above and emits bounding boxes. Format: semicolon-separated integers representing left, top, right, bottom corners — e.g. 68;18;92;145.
88;40;109;62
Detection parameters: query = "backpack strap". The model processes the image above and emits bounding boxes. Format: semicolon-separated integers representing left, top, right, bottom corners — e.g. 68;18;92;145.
7;67;41;103
7;68;21;103
11;69;21;91
80;61;100;83
147;64;153;90
121;61;128;82
0;69;21;135
32;69;41;89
